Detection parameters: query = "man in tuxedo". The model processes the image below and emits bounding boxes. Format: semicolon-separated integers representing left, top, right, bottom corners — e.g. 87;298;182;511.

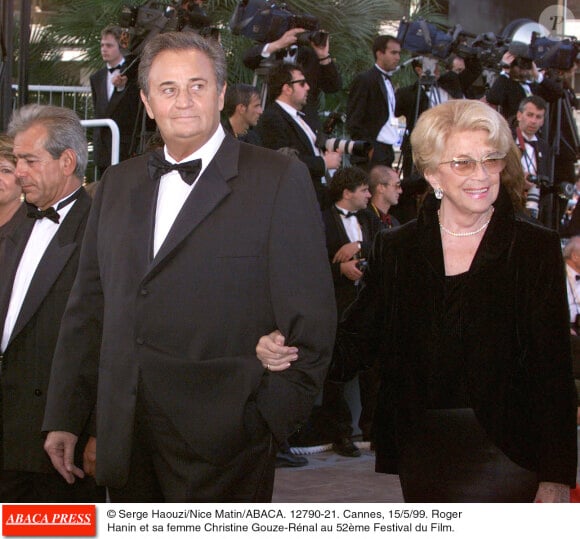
256;62;342;209
243;27;342;128
0;104;104;502
90;25;140;177
346;35;401;169
319;167;379;456
43;31;336;502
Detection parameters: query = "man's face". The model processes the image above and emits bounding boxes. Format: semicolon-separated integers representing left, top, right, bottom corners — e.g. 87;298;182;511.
517;103;545;137
240;94;263;127
452;57;465;74
344;183;371;211
376;41;401;72
286;70;309;110
141;48;225;159
510;58;533;82
380;174;402;207
13;124;68;209
100;33;123;66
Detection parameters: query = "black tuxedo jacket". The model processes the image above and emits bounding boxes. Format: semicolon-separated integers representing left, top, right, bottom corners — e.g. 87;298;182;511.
512;129;551;181
322;206;378;316
346;66;392;142
90;58;140;169
337;187;578;486
1;190;92;474
42;135;336;488
256;102;326;183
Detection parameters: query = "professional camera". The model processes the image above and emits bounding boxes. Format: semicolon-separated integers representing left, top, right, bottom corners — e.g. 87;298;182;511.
396;19;457;60
530;34;579;71
230;0;321;44
316;112;372;159
356;259;368;272
457;32;511;70
119;0;217;55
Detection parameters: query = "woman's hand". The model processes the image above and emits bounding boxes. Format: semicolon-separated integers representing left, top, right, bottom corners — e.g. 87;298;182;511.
534;481;570;502
256;330;298;372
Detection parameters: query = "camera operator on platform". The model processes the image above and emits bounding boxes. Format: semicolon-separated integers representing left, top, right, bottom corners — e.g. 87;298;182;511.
485;42;560;123
243;26;342;128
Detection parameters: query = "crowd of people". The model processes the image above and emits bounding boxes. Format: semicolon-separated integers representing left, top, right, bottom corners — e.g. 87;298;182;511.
0;12;578;504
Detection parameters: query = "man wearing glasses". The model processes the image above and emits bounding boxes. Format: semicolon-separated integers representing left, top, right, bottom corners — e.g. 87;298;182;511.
361;165;403;230
257;62;342;209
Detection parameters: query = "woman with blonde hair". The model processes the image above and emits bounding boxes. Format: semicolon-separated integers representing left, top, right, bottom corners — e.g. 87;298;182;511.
257;100;577;502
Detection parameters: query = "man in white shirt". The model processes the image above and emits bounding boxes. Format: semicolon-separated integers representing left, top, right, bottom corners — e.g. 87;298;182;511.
257;62;342;208
0;104;103;502
43;31;336;502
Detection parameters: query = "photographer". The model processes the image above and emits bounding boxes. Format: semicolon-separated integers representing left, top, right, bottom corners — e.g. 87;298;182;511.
485;43;560;122
513;95;552;225
243;26;342;128
437;53;482;99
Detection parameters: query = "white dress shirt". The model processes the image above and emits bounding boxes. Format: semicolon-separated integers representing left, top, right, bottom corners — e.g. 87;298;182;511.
374;64;398;145
276;99;320;156
153;125;225;257
1;195;78;352
566;263;580;324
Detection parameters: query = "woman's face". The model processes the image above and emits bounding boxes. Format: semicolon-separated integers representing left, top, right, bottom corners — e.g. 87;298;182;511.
0;157;21;209
425;129;502;220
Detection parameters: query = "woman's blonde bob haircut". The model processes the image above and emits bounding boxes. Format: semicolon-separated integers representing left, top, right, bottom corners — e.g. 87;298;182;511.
410;100;525;210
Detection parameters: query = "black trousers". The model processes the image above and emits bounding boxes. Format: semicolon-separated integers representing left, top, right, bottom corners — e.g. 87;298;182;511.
108;380;276;503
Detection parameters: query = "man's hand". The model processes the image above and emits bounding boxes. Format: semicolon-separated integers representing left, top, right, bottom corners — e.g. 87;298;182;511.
44;431;84;484
267;28;305;54
111;73;128;90
256;330;297;372
333;242;360;263
534;481;570;502
83;436;97;478
340;259;363;281
323;150;342;171
311;32;330;59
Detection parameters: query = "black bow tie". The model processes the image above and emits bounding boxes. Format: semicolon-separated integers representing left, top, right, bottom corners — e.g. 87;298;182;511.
26;188;82;224
337;208;357;218
525;139;537;148
148;151;202;185
108;65;121;73
575;275;580;281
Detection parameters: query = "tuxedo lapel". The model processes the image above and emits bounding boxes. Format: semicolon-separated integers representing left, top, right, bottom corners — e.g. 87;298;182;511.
374;68;390;106
7;190;90;347
144;136;238;280
275;103;317;155
331;207;351;246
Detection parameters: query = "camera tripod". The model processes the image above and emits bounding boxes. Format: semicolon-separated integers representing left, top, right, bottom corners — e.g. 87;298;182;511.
542;91;580;232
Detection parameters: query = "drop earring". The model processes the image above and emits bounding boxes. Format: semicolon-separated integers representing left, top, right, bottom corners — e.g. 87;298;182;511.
434;187;444;200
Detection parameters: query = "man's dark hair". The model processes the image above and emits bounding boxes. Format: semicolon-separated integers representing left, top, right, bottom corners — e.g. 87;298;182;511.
518;95;547;113
224;84;260;117
267;62;305;101
328;167;368;203
372;35;399;60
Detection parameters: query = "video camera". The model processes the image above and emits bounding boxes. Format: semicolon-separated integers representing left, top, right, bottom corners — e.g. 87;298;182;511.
119;0;217;55
229;0;327;46
530;34;579;71
397;18;510;70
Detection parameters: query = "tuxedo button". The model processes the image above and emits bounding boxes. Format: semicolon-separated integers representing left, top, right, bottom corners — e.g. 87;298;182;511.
136;337;144;345
34;389;42;397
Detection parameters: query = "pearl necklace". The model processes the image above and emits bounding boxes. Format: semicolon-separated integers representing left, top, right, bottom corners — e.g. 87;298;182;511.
438;208;494;237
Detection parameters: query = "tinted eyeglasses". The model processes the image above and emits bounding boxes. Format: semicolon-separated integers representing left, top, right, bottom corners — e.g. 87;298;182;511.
288;78;307;87
439;153;507;176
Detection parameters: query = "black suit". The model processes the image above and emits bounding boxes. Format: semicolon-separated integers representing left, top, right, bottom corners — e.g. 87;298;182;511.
256;101;328;207
318;206;379;441
0;190;104;502
346;66;396;168
42;134;336;501
337;187;577;495
90;57;140;175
